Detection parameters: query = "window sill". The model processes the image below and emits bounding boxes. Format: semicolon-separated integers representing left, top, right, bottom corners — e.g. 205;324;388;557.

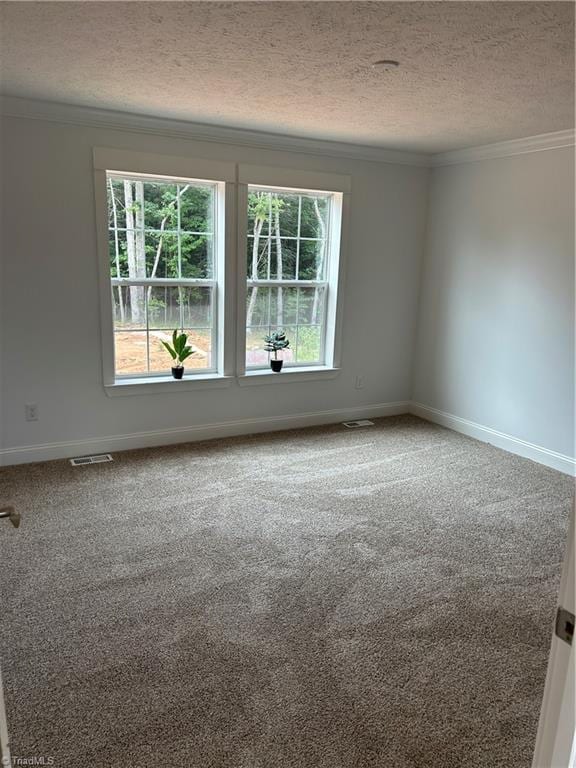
104;367;340;395
104;374;233;397
238;367;340;386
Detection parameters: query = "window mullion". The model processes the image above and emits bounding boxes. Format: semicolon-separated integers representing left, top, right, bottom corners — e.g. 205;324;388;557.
296;195;302;280
267;195;272;281
247;279;327;288
320;285;328;365
235;182;248;378
177;185;182;280
112;278;216;287
211;284;216;372
177;192;189;341
295;286;301;363
145;289;150;372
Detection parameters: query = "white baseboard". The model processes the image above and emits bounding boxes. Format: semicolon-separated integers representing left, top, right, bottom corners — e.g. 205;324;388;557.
410;402;576;476
3;400;574;475
0;401;410;466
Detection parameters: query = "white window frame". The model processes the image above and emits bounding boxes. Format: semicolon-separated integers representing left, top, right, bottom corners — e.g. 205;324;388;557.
236;164;350;384
94;150;350;393
244;184;332;370
93;148;236;394
107;171;221;379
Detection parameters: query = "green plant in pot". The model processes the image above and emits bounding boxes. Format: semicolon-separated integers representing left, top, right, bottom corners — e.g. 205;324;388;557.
161;330;195;379
264;330;290;372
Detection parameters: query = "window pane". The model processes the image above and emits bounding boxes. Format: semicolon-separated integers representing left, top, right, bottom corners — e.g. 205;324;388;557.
245;321;323;367
109;229;151;279
107;178;125;229
145;232;179;279
107;176;216;280
298;240;326;280
247;190;270;238
276;193;299;237
300;194;329;239
114;331;148;375
246;327;270;368
179;185;213;233
181;286;213;328
184;330;212;369
271;286;298;326
181;234;213;279
260;237;270;280
266;325;296;364
246;237;256;279
278;326;297;364
246;236;272;280
247;189;302;238
246;286;271;327
246;286;301;328
143;182;178;230
296;326;322;364
148;332;173;374
147;286;181;329
113;285;146;329
245;315;324;366
297;287;326;326
114;285;146;329
148;329;212;373
146;286;213;331
271;238;297;280
109;229;130;278
246;325;296;367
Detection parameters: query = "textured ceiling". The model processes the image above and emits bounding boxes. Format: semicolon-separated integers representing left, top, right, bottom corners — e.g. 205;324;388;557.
0;1;574;152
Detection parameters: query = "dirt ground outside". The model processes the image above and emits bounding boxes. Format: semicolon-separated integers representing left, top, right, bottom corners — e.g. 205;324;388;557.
114;327;314;374
114;330;212;375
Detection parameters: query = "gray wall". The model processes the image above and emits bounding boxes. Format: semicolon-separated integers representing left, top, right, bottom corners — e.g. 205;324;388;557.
0;115;429;459
413;148;575;457
2;108;573;466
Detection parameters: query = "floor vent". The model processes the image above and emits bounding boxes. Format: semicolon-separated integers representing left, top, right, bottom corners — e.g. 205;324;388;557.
342;420;375;429
70;454;113;466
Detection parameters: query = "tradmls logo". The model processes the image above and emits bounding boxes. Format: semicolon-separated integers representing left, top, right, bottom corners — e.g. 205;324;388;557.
5;758;55;766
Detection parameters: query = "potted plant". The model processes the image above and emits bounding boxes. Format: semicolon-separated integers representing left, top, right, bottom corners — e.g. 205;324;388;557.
264;330;290;372
161;330;195;379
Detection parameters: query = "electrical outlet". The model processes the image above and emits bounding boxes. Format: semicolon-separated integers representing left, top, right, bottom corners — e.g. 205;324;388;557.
25;403;38;421
355;376;365;390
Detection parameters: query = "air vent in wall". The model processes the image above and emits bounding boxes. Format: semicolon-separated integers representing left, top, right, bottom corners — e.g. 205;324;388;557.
70;454;113;466
342;420;375;428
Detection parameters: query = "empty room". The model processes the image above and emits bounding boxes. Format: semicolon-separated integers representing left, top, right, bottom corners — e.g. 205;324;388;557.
0;2;574;767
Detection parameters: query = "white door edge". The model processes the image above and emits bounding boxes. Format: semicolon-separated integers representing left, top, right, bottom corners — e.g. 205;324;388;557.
532;506;575;768
0;663;11;768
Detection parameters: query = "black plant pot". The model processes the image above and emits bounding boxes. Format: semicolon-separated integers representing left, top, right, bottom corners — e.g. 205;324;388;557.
270;359;283;373
171;367;184;380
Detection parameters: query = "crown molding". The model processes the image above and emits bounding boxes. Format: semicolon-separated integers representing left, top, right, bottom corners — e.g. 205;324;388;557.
2;95;573;169
0;95;430;167
431;129;575;166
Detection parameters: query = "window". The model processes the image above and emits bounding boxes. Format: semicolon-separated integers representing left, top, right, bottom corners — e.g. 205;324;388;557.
245;186;335;369
106;172;221;378
95;149;349;391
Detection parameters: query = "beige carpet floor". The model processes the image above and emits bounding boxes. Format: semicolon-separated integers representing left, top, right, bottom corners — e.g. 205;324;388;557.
0;415;572;768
